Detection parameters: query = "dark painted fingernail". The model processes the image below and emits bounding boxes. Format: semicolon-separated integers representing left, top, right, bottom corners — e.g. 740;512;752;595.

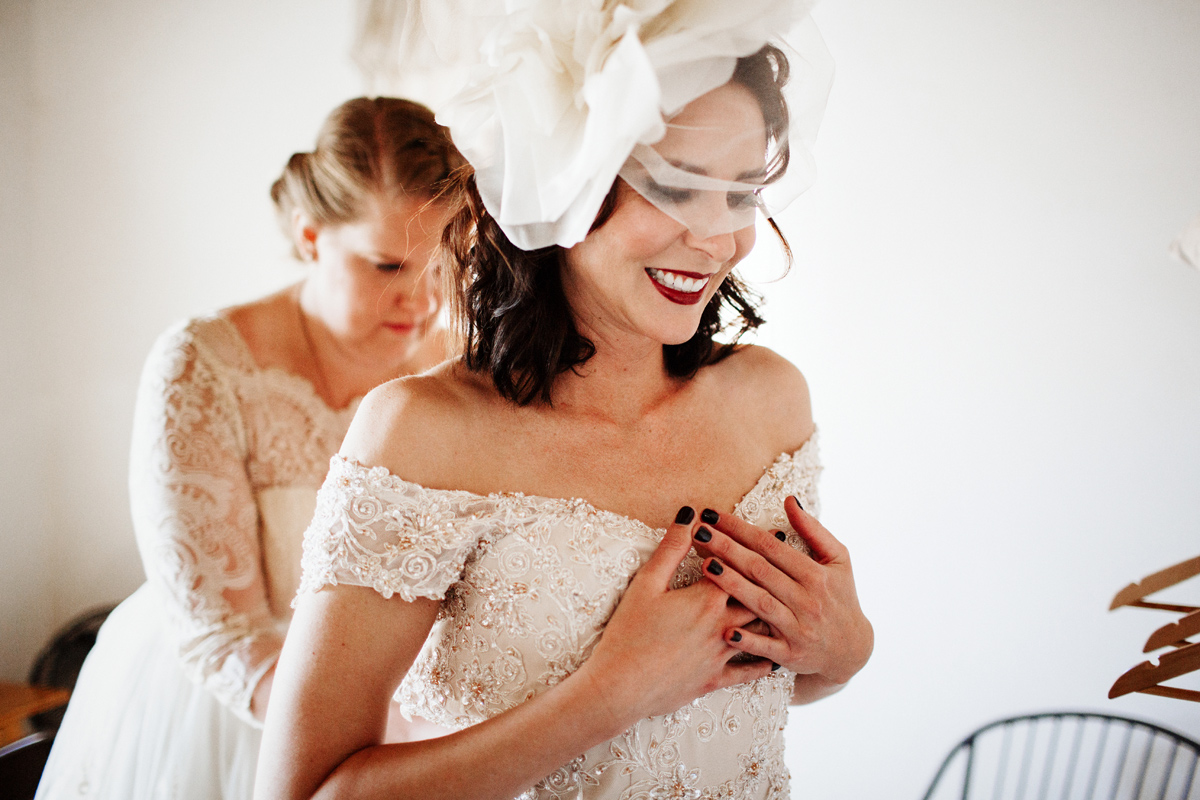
730;630;742;643
771;662;781;672
706;559;724;576
675;506;694;524
774;530;787;542
700;508;720;525
694;526;712;543
793;496;805;512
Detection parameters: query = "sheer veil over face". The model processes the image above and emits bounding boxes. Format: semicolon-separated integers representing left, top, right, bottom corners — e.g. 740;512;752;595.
619;81;770;241
354;1;830;249
562;82;764;348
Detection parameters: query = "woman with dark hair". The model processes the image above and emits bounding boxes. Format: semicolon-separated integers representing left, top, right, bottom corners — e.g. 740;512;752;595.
36;97;461;800
257;5;873;799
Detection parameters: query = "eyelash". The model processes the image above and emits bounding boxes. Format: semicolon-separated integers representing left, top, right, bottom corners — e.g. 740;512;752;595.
646;181;693;204
645;180;760;211
375;263;403;273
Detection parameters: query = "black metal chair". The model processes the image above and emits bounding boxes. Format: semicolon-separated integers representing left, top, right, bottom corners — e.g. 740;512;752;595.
921;712;1200;800
26;604;115;731
0;731;56;800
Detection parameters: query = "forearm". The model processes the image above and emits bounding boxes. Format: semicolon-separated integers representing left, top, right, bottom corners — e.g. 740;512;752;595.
789;616;873;705
790;672;848;705
257;588;647;800
172;610;283;723
311;665;628;800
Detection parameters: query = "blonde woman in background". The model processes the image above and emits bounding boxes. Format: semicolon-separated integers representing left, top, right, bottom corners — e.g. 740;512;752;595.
36;97;461;800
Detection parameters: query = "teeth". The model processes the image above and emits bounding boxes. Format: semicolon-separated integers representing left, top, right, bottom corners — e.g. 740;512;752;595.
648;268;710;294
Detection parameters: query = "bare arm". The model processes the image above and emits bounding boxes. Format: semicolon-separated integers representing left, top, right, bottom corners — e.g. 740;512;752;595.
255;512;775;800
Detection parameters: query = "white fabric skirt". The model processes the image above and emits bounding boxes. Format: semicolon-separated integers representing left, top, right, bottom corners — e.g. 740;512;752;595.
35;584;261;800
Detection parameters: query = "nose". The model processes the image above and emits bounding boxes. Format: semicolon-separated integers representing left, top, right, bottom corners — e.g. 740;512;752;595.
682;227;738;264
389;263;441;317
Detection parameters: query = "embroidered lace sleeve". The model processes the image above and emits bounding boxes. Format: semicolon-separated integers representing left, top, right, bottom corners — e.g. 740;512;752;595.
299;456;492;603
128;320;283;728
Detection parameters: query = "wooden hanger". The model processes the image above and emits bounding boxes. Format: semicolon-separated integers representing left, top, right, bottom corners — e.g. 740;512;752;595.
1108;554;1200;704
1109;642;1200;702
1144;609;1200;653
1109;555;1200;612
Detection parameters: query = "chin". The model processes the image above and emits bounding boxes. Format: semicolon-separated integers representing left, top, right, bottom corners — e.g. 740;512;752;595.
651;320;703;348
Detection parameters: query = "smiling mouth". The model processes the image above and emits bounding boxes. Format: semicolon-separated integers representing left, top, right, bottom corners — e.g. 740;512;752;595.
646;268;712;303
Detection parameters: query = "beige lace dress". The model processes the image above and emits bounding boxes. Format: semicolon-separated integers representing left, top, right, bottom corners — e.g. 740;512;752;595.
299;434;822;800
37;315;358;800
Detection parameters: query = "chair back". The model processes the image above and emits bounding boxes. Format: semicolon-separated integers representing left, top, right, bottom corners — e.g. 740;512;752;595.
27;604;115;730
921;712;1200;800
0;731;55;800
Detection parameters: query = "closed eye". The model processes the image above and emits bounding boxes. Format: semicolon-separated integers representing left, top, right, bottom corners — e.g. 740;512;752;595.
644;180;695;205
375;262;404;273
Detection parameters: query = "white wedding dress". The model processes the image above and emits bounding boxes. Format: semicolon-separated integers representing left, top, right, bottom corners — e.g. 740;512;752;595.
300;436;822;799
37;315;359;800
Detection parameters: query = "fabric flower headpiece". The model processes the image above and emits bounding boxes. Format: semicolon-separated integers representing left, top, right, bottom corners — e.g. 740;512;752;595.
355;0;833;250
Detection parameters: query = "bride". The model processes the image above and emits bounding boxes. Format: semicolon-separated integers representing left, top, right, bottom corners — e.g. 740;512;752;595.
256;4;873;799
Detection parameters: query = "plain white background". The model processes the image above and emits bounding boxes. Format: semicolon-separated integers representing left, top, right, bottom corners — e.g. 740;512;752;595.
2;0;1198;797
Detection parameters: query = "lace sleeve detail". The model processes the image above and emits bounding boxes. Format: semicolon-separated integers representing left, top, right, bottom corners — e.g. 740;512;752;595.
128;319;283;728
298;456;491;603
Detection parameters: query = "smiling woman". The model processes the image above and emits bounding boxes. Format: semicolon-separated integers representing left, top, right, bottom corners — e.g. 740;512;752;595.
34;97;462;800
441;74;789;407
254;9;872;799
564;86;765;343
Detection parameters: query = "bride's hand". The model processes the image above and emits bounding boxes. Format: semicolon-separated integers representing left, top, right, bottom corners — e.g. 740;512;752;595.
690;498;873;687
575;506;777;728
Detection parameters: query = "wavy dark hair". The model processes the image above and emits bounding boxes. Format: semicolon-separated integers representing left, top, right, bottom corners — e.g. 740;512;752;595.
441;44;793;406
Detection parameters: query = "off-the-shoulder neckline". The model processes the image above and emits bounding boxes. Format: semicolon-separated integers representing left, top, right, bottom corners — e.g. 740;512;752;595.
331;432;819;534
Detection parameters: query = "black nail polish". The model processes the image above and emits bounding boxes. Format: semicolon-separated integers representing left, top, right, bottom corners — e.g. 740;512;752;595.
694;526;712;543
706;560;724;576
731;631;742;643
774;530;787;542
675;506;695;525
700;508;720;525
793;496;805;512
771;662;781;672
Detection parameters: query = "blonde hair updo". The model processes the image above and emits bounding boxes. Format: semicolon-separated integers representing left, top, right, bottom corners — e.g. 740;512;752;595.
271;96;463;257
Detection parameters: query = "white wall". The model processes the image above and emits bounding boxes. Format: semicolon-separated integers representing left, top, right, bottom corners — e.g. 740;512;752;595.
0;0;54;682
1;0;1198;797
11;0;361;631
754;0;1200;796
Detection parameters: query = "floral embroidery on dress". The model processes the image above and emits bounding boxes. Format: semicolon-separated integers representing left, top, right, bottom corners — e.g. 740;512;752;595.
301;436;821;798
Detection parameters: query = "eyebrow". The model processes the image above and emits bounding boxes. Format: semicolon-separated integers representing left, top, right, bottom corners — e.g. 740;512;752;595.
666;159;768;182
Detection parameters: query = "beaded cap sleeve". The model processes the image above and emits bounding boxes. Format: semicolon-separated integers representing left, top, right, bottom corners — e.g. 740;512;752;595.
300;436;821;799
298;456;503;602
129;316;356;726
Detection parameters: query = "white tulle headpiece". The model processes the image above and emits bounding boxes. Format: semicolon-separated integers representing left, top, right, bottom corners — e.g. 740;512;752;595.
355;0;833;250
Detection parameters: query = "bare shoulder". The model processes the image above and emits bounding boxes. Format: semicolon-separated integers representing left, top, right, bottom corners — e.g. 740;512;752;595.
705;345;815;453
341;359;492;485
